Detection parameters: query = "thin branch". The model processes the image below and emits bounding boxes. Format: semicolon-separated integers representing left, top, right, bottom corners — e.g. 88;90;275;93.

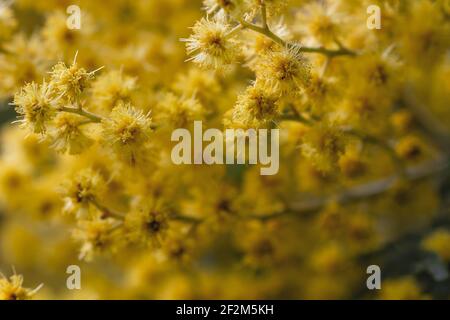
60;106;103;123
88;198;203;224
170;213;202;224
260;0;268;30
96;155;448;229
287;157;449;217
239;19;285;47
89;197;125;220
299;45;357;57
240;157;448;222
239;20;357;58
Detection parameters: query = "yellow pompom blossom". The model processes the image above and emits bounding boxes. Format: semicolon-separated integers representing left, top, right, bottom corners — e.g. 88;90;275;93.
0;162;32;210
12;81;57;133
310;243;350;274
172;68;221;106
338;145;366;179
47;113;94;155
91;70;137;112
203;1;241;16
255;44;311;94
60;169;105;218
182;17;241;69
204;0;288;19
160;232;196;265
226;82;280;129
101;103;154;166
0;33;49;97
379;277;429;300
390;110;414;134
300;122;345;173
124;198;170;248
395;135;425;161
49;57;99;103
302;71;337;115
248;0;289;15
422;229;450;263
0;0;448;300
294;1;342;47
155;92;203;128
0;272;42;300
73;217;121;262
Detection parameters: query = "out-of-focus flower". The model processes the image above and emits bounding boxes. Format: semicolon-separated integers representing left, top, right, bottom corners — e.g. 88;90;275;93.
60;168;105;218
422;229;450;263
47;113;94;155
124;198;170;248
0;273;42;300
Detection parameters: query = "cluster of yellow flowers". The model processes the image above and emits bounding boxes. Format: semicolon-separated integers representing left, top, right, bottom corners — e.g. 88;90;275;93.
0;0;449;299
0;268;42;300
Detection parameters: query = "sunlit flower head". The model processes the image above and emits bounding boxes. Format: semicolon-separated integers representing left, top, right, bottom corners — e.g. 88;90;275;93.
49;54;101;102
12;81;57;134
102;103;153;150
182;17;240;69
227;83;280;129
255;44;311;93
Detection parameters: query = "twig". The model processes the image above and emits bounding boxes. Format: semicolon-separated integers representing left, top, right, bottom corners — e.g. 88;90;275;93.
239;20;357;58
89;197;125;220
171;213;202;224
287;157;449;217
242;157;448;221
260;0;268;30
60;106;103;123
